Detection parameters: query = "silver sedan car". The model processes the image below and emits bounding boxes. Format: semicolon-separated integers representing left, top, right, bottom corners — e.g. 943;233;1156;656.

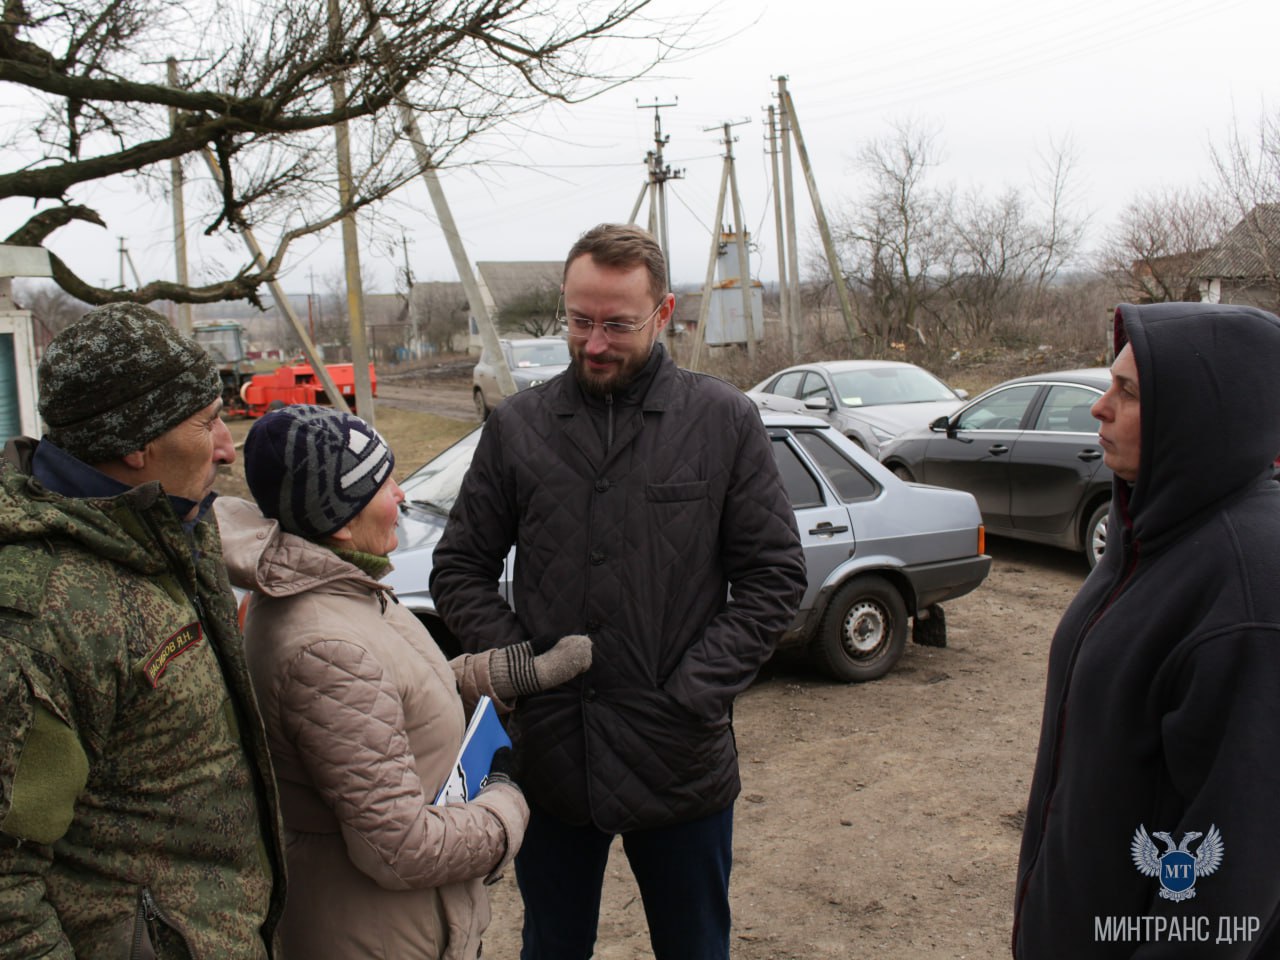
750;360;968;458
386;409;990;683
472;337;570;420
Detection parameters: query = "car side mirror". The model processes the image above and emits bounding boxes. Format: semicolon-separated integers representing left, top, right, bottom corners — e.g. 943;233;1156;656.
930;414;953;434
803;396;833;412
953;388;969;400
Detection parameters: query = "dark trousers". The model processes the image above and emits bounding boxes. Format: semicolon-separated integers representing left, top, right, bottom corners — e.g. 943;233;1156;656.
515;803;734;960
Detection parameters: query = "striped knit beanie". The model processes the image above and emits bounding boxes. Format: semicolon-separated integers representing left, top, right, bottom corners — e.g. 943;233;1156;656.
244;404;394;540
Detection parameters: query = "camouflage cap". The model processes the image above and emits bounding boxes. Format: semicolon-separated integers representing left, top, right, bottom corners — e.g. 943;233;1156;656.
38;303;222;464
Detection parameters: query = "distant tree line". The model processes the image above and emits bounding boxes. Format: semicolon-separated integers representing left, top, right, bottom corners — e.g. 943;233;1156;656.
806;106;1280;363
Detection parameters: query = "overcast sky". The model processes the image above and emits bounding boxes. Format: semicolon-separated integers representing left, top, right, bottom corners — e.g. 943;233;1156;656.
8;0;1279;297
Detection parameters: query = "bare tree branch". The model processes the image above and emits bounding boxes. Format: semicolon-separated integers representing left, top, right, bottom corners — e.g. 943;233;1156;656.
2;0;683;304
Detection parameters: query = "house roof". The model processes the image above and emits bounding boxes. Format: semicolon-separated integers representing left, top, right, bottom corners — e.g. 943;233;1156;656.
475;261;562;310
409;281;467;311
364;292;408;327
1192;204;1280;279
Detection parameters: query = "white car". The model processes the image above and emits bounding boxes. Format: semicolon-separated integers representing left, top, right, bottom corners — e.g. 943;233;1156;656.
750;360;967;458
472;337;570;420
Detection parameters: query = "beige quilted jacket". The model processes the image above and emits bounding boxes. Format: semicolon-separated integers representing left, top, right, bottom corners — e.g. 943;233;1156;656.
214;497;528;960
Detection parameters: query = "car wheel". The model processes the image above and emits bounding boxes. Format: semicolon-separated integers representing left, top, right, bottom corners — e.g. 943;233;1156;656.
809;575;908;682
890;463;915;483
473;388;489;422
1084;500;1110;570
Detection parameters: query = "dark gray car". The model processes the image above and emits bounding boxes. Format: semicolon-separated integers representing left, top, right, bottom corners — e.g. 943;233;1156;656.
387;409;991;682
878;368;1113;569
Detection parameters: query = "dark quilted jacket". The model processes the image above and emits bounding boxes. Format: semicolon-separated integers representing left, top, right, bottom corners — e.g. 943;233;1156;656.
430;347;806;832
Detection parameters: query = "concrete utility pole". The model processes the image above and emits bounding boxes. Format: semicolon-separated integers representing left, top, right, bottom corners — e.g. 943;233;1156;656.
780;82;858;349
328;0;376;425
766;104;796;359
690;120;758;369
777;78;803;350
633;98;682;351
722;120;757;362
636;98;681;291
116;238;142;290
166;57;193;336
688;156;728;373
367;20;515;399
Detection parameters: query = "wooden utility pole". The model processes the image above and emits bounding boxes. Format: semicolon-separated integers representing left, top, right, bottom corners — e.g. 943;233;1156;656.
767;104;796;358
777;78;803;349
166;57;193;336
780;83;858;348
328;0;376;425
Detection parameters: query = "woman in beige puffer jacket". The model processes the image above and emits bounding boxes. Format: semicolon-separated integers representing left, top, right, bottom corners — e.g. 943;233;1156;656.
215;405;590;960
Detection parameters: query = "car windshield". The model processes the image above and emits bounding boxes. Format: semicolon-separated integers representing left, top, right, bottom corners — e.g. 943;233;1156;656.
509;340;570;368
829;367;955;407
399;429;482;516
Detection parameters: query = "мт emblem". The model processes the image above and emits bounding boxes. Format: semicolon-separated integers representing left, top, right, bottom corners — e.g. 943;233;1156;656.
1131;824;1224;902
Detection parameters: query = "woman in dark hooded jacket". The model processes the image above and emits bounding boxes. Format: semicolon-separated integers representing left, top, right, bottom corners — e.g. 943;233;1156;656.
1014;302;1280;958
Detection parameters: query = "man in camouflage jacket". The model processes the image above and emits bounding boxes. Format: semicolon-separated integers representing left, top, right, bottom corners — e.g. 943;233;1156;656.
0;304;285;958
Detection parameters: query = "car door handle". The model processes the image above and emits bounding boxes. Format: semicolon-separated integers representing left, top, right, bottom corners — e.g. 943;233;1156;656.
987;444;1010;455
1077;449;1102;461
809;522;850;536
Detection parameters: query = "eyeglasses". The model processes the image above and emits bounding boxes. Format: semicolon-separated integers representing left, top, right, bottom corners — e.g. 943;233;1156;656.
557;297;666;340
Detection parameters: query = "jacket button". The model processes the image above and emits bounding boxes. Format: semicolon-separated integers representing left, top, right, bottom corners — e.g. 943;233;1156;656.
594;478;610;493
585;619;600;630
583;687;597;702
590;552;605;565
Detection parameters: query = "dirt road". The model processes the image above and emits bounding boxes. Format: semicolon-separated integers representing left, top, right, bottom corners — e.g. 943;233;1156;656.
377;361;481;422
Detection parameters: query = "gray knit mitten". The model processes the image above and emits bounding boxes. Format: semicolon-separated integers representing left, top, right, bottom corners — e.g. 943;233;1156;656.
490;635;592;698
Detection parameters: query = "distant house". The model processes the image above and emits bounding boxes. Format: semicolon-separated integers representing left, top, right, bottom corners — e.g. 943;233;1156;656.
1190;204;1280;309
407;281;469;355
1127;250;1209;304
472;261;563;348
364;293;410;362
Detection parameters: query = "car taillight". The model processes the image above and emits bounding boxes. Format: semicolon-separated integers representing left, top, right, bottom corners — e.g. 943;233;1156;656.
977;525;985;555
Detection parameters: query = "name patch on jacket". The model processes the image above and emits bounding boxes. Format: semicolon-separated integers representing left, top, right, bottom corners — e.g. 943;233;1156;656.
143;623;203;687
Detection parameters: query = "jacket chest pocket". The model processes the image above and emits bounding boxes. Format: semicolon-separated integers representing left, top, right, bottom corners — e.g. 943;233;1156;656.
644;480;713;561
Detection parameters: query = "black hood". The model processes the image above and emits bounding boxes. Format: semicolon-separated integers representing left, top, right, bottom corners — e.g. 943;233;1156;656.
1113;301;1280;551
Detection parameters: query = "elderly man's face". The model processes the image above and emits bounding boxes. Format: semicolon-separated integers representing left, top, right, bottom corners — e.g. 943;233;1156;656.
144;398;236;513
1091;344;1141;483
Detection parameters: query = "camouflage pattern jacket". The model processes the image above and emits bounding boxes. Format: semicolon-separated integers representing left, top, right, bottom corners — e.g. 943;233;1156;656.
0;439;286;959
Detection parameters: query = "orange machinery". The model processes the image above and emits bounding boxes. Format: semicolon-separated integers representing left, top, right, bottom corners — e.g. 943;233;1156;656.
239;362;377;417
